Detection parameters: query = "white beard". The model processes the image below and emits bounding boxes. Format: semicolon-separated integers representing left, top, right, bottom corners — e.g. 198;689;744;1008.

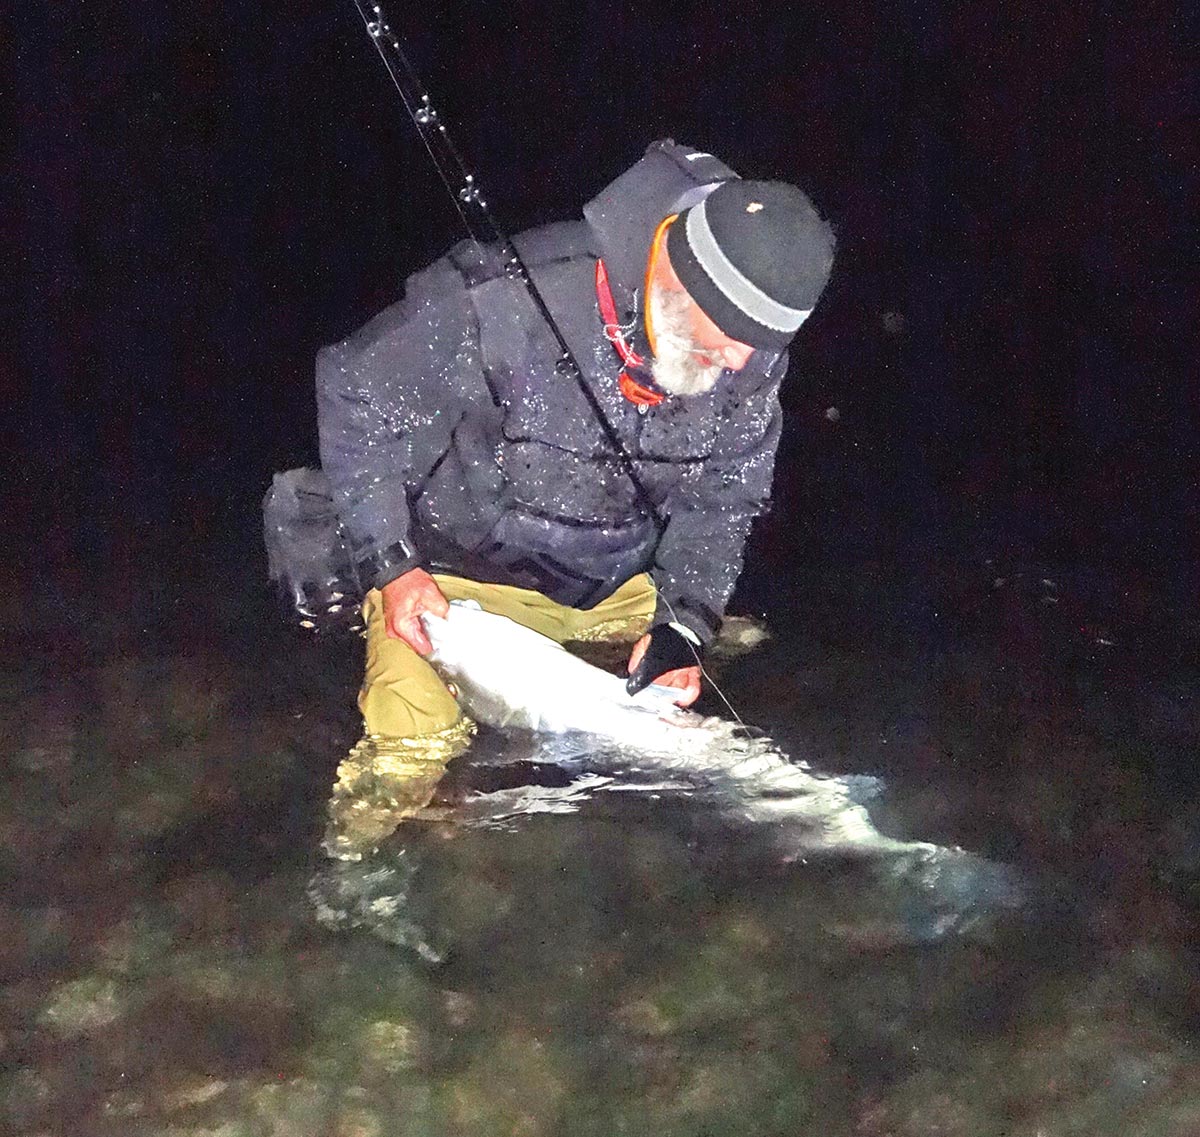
648;286;726;397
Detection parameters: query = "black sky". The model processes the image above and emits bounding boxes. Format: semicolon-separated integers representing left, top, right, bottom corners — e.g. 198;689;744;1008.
6;0;1195;600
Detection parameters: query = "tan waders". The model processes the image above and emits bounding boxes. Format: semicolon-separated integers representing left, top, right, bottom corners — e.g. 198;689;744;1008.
322;572;656;860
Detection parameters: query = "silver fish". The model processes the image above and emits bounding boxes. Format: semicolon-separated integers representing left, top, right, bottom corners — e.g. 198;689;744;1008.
314;601;1024;949
422;602;932;857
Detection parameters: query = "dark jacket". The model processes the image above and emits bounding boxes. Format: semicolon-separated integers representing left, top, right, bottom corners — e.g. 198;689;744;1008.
317;140;788;645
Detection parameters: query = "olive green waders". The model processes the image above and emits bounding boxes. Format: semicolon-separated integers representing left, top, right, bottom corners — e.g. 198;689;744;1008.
323;573;656;859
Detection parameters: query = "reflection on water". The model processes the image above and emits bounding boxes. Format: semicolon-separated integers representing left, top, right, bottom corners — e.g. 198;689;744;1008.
3;572;1200;1136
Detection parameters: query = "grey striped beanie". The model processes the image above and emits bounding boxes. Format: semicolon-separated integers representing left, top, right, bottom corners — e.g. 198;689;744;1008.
667;179;835;349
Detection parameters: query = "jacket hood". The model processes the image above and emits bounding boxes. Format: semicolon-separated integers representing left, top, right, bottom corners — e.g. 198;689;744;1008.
582;140;740;306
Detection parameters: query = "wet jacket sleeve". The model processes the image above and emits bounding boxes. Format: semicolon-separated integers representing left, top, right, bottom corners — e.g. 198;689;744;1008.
316;269;484;590
650;358;787;644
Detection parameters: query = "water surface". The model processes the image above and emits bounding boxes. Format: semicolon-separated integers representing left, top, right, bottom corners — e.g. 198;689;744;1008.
3;557;1198;1135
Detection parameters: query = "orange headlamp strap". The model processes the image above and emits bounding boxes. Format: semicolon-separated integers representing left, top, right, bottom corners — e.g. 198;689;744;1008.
642;213;677;358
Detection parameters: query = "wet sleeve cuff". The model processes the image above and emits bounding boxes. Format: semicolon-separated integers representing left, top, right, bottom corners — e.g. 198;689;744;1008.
357;540;423;591
651;595;721;647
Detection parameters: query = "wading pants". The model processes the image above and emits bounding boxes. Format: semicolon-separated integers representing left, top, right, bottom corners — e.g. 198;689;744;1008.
359;572;657;737
324;573;655;859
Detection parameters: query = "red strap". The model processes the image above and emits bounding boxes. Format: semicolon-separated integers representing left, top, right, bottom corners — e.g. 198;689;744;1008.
595;259;642;367
595;259;664;407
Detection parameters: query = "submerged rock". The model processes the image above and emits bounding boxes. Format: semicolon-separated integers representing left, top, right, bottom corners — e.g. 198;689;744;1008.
38;975;128;1036
444;1032;570;1136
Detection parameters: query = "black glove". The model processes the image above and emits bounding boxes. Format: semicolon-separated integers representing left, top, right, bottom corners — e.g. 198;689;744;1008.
626;623;703;695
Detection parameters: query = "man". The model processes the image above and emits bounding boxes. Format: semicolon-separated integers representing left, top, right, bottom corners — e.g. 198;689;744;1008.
313;140;835;857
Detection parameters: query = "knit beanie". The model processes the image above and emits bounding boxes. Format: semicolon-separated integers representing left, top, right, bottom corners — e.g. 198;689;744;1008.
667;179;835;349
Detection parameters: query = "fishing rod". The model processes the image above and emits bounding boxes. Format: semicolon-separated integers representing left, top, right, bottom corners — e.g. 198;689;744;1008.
349;0;666;536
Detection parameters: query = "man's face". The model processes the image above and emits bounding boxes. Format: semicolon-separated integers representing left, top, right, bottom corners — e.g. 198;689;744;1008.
648;283;756;397
683;297;758;372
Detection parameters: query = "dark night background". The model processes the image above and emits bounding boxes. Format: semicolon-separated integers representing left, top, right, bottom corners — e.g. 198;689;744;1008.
4;0;1196;632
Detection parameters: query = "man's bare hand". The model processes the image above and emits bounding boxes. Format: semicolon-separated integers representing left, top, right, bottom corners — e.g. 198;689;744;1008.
380;568;450;655
627;634;702;707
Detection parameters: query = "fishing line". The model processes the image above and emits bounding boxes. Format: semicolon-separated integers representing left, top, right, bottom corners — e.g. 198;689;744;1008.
655;592;748;728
